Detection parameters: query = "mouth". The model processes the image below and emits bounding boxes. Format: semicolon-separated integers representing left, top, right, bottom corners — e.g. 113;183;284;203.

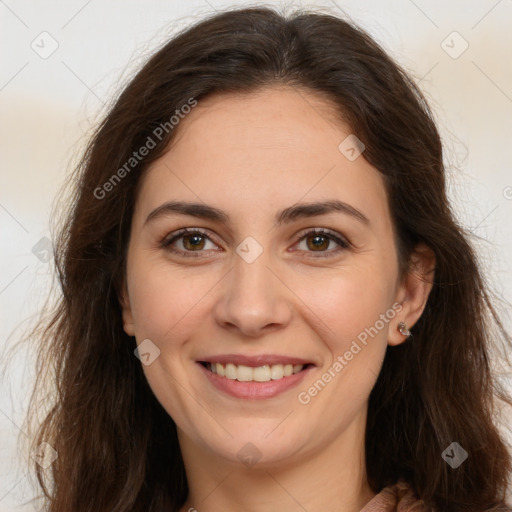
197;356;315;399
199;361;314;382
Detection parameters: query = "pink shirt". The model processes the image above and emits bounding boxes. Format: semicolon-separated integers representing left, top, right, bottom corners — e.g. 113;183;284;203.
361;481;427;511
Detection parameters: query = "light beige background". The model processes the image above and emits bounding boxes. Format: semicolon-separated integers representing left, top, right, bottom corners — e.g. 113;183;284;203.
1;0;511;509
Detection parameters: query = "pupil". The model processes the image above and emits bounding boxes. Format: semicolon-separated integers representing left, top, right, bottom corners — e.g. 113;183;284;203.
185;235;204;249
309;235;327;250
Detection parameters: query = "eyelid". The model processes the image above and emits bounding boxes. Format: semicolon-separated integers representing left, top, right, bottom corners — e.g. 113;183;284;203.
291;227;351;257
160;226;351;258
161;227;222;253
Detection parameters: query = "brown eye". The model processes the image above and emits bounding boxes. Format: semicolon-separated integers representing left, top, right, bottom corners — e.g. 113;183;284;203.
161;228;219;258
182;233;206;251
305;233;330;251
294;228;350;258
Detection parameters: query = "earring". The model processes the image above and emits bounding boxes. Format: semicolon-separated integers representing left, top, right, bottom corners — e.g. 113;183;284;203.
398;322;411;337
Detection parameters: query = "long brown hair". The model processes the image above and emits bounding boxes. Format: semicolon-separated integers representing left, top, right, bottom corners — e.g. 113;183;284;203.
26;6;512;511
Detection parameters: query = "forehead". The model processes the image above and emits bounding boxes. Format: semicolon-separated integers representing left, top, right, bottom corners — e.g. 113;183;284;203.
136;86;390;228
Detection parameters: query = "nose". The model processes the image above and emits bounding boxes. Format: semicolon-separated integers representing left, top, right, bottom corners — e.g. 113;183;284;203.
213;248;292;338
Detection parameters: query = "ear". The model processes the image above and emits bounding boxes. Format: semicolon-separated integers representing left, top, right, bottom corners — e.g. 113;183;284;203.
388;243;435;346
118;280;136;337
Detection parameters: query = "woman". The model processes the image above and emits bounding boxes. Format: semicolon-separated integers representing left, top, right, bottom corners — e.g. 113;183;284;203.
27;6;512;511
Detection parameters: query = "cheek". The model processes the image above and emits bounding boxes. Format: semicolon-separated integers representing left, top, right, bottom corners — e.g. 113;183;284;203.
127;255;217;342
294;271;393;419
296;262;396;348
293;261;395;400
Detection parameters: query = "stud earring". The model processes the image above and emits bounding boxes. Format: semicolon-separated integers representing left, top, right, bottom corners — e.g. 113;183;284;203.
397;322;411;337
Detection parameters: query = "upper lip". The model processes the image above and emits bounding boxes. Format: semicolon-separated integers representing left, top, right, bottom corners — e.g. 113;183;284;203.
198;354;315;367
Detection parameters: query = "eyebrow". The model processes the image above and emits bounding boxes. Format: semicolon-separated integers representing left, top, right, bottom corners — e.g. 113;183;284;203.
144;199;370;227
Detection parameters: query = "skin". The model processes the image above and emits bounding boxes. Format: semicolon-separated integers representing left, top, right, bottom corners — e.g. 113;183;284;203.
120;86;435;512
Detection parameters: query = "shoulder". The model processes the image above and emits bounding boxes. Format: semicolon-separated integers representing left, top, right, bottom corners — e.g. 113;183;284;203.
361;480;430;511
361;480;512;512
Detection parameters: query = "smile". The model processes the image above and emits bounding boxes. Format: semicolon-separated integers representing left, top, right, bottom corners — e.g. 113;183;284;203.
203;362;307;382
198;358;315;399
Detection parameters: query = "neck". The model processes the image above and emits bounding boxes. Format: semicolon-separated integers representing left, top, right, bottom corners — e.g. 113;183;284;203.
178;410;376;512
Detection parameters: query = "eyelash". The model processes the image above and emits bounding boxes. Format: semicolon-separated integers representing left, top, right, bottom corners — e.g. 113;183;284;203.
160;227;351;259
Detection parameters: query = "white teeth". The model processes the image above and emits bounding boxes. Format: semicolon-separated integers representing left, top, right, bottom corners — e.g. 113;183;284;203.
270;364;284;380
225;363;237;379
236;365;253;382
253;365;271;382
207;362;305;381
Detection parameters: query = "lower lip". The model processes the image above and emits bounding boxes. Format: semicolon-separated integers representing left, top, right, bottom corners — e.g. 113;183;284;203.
198;363;314;399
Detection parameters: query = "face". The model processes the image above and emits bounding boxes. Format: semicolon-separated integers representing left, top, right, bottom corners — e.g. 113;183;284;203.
121;86;427;469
